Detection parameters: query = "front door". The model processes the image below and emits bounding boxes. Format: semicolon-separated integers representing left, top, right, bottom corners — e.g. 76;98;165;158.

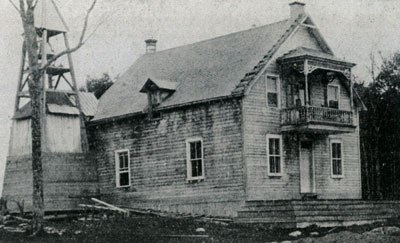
300;141;314;193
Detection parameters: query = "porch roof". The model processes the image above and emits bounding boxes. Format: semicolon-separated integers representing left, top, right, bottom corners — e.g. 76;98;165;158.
277;47;356;68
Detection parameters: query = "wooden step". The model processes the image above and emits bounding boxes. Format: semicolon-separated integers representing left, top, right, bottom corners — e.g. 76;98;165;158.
296;214;396;223
292;203;400;211
240;205;294;211
294;208;398;217
236;200;400;227
237;211;295;218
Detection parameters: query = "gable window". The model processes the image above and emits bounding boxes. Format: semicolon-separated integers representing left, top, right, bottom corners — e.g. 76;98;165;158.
266;75;280;108
328;84;340;109
186;138;204;181
330;140;343;178
267;134;283;176
115;149;131;187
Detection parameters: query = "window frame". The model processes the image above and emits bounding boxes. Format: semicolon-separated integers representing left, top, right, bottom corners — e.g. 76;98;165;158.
115;149;131;188
185;137;205;181
327;84;341;109
266;134;284;176
265;74;281;109
330;139;344;178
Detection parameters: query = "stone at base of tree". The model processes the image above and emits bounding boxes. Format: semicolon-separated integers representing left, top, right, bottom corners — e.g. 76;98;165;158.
289;230;302;237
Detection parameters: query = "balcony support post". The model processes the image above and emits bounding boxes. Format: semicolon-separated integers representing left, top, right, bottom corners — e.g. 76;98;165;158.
350;71;354;111
304;59;310;107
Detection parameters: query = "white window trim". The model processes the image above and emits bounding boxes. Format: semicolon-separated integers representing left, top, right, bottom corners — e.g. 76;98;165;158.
115;149;131;188
185;137;205;181
265;74;281;109
330;139;344;178
328;84;341;109
266;134;284;176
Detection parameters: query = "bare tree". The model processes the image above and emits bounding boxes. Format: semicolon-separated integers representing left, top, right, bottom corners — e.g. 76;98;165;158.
10;0;97;234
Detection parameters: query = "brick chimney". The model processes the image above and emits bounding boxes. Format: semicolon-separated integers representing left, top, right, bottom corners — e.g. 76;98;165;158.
145;39;157;54
289;1;306;20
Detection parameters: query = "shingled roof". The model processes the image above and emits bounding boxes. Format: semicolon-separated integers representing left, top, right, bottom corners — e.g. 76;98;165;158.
94;17;308;121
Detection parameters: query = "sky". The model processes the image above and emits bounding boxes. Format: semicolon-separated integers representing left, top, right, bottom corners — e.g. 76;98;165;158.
1;0;400;195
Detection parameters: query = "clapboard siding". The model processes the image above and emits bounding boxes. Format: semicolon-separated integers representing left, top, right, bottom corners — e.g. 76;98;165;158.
2;153;98;212
266;26;323;74
90;99;245;217
243;24;361;200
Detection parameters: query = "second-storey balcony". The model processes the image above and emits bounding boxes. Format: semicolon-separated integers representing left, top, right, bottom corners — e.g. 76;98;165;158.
281;106;355;134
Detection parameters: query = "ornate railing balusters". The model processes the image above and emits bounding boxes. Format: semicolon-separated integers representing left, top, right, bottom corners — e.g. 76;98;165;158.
281;106;353;126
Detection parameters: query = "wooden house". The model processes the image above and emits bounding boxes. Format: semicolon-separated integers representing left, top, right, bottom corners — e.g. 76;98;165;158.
90;2;399;227
88;3;400;227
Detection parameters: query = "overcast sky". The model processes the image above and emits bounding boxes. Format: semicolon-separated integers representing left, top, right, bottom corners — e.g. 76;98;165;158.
1;0;400;194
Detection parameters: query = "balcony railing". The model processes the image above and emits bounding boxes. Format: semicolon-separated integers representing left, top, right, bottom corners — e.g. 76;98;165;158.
281;106;353;126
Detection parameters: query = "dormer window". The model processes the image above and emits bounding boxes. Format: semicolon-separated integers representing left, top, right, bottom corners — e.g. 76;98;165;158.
140;78;178;112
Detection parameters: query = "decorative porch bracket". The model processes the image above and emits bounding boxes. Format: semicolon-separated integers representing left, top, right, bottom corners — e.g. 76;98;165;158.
278;53;356;111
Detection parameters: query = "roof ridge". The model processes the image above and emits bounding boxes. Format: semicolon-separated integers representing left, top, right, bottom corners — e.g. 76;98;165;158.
232;14;306;95
143;19;289;57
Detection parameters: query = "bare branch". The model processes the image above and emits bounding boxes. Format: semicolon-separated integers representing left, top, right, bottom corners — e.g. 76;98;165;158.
41;0;97;71
77;0;98;46
32;0;38;9
83;13;110;43
9;0;22;15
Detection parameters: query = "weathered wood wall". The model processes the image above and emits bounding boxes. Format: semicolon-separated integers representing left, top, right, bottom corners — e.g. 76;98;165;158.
8;114;82;156
2;153;98;212
242;25;361;200
89;99;245;217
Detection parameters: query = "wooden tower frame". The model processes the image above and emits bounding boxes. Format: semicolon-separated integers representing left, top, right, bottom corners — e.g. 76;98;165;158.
14;0;88;152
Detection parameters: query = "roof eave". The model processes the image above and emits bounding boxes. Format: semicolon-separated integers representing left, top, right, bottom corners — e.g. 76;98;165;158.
90;93;243;125
278;55;356;68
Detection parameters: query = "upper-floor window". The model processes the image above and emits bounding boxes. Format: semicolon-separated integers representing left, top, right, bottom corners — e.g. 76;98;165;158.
186;138;204;181
330;140;343;178
288;83;305;107
266;75;280;108
115;149;131;187
266;134;283;176
328;84;340;109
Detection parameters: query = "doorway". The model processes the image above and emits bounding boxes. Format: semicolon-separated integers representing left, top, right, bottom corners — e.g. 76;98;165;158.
300;141;314;193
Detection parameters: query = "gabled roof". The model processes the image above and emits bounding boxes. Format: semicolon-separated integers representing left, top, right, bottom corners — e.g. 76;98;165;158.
94;18;298;121
94;12;352;121
139;78;178;93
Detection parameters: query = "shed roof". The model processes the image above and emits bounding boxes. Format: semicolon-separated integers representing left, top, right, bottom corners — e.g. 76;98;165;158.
13;91;97;120
94;19;293;121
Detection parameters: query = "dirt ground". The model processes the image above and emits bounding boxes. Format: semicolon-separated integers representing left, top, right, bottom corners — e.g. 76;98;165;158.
1;214;400;242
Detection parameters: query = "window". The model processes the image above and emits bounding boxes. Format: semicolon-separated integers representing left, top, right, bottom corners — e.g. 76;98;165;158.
328;84;340;109
266;75;280;108
267;134;283;176
288;83;305;107
115;149;131;187
330;140;343;178
186;138;204;181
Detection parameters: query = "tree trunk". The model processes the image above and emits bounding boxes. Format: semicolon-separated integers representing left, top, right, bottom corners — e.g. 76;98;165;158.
20;0;45;233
